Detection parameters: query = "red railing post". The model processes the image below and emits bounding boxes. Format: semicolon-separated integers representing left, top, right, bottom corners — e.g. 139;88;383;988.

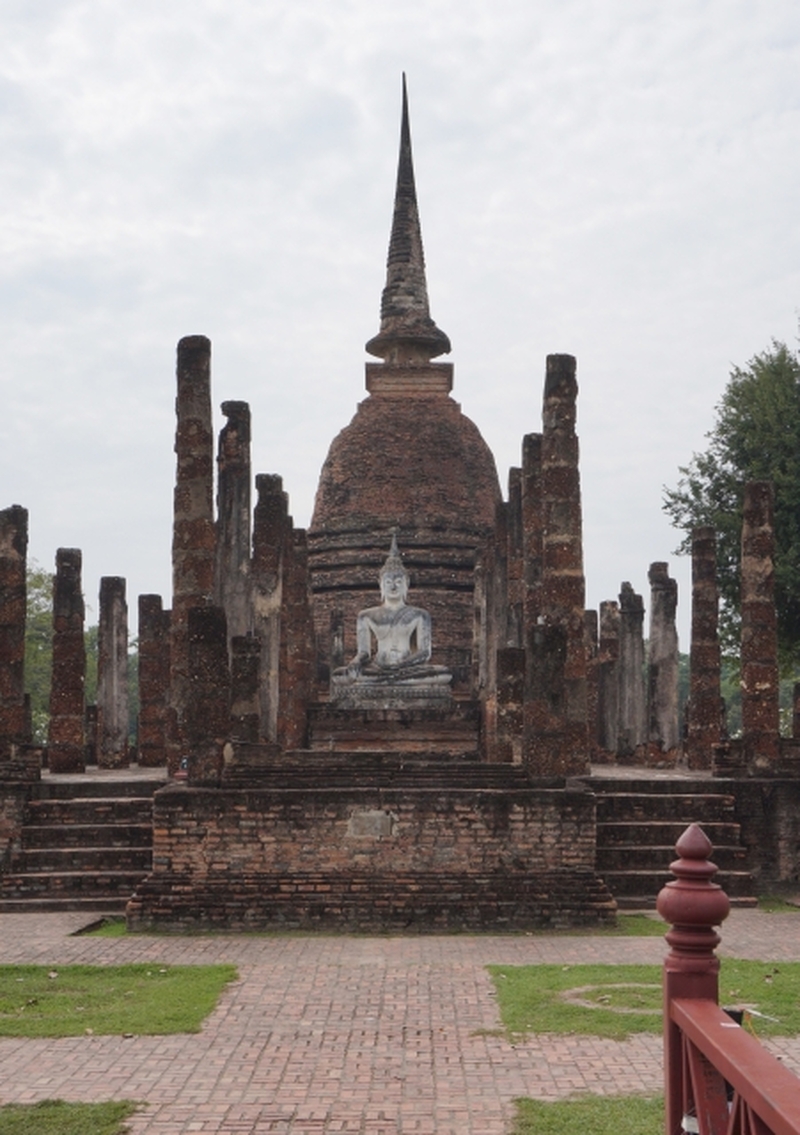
657;824;731;1135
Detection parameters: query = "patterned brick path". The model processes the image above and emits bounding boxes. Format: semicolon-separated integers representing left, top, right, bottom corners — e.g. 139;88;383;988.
0;911;799;1133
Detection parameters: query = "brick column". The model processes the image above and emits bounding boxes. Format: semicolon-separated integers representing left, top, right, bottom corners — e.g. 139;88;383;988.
505;467;523;648
0;505;29;756
230;634;260;743
496;647;525;764
97;576;129;769
277;529;313;752
168;335;215;774
686;527;722;770
251;474;288;743
524;354;588;776
617;582;646;760
48;548;86;773
186;606;230;786
584;609;600;762
740;481;780;770
596;600;620;756
648;562;679;760
137;595;170;767
214;400;252;647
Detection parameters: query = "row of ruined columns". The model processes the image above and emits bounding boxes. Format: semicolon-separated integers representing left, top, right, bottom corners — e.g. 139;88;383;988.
166;336;313;781
486;354;590;776
0;336;314;777
484;365;788;774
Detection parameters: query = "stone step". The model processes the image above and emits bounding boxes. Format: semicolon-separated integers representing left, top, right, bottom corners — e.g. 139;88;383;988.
614;893;758;911
1;870;147;900
0;895;130;914
39;776;167;800
594;792;736;823
21;822;153;850
12;847;152;872
599;868;755;900
597;820;741;847
596;843;748;872
25;797;154;826
128;869;617;931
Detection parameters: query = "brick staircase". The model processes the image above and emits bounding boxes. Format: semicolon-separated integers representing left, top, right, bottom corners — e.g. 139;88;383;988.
588;776;756;909
0;771;166;913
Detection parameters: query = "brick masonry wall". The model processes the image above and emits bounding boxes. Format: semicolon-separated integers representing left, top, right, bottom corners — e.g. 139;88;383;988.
128;779;614;931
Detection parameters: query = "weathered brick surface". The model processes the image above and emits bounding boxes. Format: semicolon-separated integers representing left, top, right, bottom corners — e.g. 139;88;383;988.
740;481;780;770
309;375;501;692
128;769;613;931
647;562;679;761
48;549;86;773
137;595;170;767
97;576;129;769
0;506;28;755
251;474;288;742
686;527;722;770
617;582;646;761
230;634;260;743
213;400;252;646
596;600;620;757
186;606;230;787
168;336;215;775
523;356;588;776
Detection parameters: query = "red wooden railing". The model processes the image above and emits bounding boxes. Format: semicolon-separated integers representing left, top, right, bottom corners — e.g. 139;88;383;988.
657;824;800;1135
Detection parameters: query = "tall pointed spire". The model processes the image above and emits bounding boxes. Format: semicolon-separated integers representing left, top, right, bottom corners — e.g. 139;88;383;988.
365;75;451;363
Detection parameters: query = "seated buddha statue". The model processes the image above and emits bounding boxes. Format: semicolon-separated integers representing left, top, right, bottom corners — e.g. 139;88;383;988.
332;535;451;688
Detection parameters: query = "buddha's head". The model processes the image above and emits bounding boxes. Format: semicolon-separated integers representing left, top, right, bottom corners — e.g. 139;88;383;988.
379;533;409;604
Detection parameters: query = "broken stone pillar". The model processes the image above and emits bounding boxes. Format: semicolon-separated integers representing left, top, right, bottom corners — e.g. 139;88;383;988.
251;474;288;743
686;527;722;771
479;502;508;760
740;481;780;770
524;355;588;776
277;529;313;751
48;548;86;773
596;601;620;756
97;577;129;769
0;505;29;756
230;634;260;743
186;606;230;786
506;467;523;648
214;400;252;648
647;563;680;760
521;433;544;634
584;609;599;762
85;704;98;766
168;335;216;774
495;647;525;763
617;582;646;760
137;595;170;767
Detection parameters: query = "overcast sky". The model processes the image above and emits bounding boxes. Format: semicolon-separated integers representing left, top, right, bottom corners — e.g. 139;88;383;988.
1;1;799;647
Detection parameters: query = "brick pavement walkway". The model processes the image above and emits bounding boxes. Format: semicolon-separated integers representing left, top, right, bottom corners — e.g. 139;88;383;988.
0;911;799;1134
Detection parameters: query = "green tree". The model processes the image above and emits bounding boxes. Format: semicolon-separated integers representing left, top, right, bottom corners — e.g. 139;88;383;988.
24;563;53;744
663;339;800;668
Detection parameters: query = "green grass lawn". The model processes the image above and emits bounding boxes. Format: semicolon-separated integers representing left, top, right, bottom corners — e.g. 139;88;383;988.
0;964;237;1038
512;1095;663;1135
488;958;800;1040
0;1100;137;1135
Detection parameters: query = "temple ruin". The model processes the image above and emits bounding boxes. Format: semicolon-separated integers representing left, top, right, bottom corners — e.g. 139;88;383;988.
1;79;800;922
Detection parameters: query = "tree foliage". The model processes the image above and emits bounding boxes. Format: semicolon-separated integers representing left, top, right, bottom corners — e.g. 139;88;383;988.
24;563;54;744
663;339;800;667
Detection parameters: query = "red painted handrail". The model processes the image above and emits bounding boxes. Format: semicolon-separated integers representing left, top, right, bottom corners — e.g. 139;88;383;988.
671;998;800;1135
657;824;800;1135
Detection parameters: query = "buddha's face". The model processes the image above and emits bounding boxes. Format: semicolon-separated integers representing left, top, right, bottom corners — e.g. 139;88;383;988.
380;568;408;603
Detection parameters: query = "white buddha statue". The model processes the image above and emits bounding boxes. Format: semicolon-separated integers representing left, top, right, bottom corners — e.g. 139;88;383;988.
333;535;451;688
